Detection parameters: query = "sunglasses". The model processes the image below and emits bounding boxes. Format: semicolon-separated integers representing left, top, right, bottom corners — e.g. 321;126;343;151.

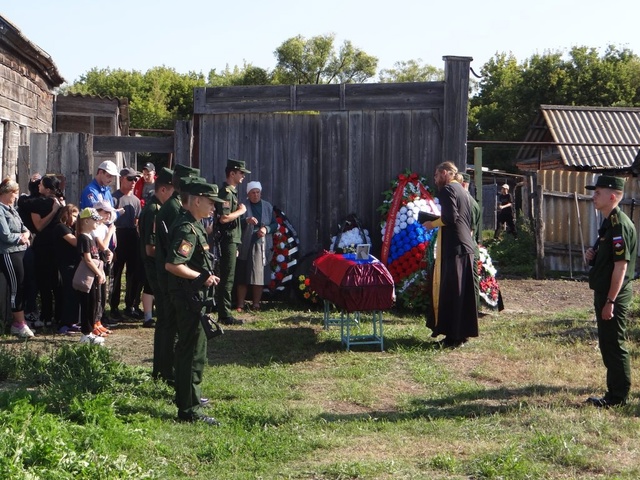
126;176;138;182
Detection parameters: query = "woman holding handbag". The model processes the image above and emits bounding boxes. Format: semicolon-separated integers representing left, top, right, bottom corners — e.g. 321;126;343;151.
75;208;107;345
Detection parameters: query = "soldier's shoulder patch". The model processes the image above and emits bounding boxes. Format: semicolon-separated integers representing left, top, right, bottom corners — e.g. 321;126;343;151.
613;235;625;256
178;240;193;257
610;213;620;226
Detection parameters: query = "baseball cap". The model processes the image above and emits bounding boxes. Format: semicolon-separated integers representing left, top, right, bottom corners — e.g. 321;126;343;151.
79;207;101;221
120;167;141;178
142;162;155;172
97;161;119;176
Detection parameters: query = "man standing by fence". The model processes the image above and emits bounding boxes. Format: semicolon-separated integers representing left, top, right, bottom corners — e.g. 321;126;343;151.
584;175;636;408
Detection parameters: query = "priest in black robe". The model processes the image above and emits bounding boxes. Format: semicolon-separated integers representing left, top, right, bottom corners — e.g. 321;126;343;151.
423;161;479;347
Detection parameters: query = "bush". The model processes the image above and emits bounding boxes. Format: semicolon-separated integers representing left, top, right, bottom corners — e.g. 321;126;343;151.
485;216;536;277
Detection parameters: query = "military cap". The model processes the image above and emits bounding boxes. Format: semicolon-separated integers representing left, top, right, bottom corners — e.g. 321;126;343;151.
461;173;471;182
227;158;251;173
155;167;174;186
182;178;224;202
173;163;201;179
585;175;625;191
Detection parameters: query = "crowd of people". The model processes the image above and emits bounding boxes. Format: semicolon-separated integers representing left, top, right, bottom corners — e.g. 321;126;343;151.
2;158;633;423
0;158;282;424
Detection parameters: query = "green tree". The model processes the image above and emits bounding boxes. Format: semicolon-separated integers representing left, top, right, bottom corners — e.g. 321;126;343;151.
379;59;444;83
273;34;377;84
65;66;206;129
469;45;640;171
207;63;272;86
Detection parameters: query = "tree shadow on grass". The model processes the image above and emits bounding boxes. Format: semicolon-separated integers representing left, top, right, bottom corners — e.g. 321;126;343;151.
206;320;343;367
317;384;640;423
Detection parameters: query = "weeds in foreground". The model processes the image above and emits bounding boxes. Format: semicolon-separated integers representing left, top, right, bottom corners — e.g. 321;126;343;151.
1;297;640;479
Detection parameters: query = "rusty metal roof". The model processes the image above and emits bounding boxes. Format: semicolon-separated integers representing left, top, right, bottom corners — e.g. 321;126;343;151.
517;105;640;171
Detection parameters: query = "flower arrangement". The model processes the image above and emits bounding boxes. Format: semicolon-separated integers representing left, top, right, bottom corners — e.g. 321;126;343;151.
329;213;371;254
298;274;319;303
379;170;440;310
477;245;501;308
268;207;299;293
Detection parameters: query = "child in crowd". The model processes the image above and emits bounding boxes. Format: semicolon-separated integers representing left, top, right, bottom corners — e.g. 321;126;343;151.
93;201;117;329
75;207;107;345
53;204;81;334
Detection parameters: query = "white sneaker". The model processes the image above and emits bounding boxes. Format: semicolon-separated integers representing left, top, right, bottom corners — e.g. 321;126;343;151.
11;324;35;338
79;333;105;345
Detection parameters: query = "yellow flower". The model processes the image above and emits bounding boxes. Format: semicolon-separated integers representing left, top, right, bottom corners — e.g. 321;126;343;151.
299;284;306;291
298;275;305;281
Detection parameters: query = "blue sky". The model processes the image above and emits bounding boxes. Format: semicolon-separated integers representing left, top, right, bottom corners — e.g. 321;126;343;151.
2;0;638;85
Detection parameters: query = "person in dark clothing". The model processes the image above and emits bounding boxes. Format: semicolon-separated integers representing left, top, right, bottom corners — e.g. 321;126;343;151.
53;204;81;334
110;167;143;320
494;183;516;239
30;175;65;328
16;173;41;325
423;162;478;348
584;175;637;408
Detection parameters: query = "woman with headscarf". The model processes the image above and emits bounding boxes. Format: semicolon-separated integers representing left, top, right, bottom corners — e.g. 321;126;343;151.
235;181;278;311
0;177;35;338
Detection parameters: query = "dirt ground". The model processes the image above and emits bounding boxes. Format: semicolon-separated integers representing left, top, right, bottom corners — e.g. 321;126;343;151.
2;278;619;367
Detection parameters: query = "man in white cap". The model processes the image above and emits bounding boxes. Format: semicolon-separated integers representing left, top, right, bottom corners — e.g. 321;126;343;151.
80;160;119;210
494;183;517;239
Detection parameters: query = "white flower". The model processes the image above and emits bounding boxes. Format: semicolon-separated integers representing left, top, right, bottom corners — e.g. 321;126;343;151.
277;254;285;262
407;216;415;225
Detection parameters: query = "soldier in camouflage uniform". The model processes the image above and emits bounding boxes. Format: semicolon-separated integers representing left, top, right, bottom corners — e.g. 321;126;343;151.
165;178;223;425
153;164;200;384
215;159;250;325
585;175;637;408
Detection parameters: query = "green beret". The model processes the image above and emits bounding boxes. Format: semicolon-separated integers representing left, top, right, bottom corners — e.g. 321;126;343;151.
227;158;251;173
585;175;625;192
155;167;173;186
182;178;224;203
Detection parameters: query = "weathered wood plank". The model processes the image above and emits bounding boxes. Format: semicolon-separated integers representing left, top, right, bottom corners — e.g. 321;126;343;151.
93;136;174;153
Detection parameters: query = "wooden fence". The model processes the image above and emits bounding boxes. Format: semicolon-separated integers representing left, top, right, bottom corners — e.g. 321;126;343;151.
528;170;640;276
194;56;472;257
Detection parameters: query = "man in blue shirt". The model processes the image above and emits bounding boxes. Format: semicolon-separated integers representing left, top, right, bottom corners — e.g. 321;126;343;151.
80;161;119;209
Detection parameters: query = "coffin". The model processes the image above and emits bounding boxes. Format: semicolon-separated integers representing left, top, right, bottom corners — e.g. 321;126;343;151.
310;252;395;312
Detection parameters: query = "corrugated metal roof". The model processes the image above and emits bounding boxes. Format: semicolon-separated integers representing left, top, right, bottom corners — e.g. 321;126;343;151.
517;105;640;171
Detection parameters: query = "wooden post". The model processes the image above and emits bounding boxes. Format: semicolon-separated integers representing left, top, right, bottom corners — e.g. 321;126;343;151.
174;120;193;168
442;56;472;169
474;147;483;230
534;181;545;279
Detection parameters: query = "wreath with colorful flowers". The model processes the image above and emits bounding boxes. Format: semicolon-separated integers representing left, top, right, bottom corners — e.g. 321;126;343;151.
267;206;299;293
477;245;501;309
379;170;440;310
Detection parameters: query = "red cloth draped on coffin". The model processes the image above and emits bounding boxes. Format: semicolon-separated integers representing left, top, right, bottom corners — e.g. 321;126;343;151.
310;252;395;312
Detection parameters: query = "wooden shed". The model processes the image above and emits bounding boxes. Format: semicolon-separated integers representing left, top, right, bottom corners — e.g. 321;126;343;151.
515;105;640;276
0;14;64;183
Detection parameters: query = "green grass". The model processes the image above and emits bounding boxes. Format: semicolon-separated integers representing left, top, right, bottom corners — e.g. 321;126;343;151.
2;295;640;479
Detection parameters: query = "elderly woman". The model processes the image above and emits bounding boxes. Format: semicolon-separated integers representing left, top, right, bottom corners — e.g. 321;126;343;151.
235;181;278;311
0;177;35;338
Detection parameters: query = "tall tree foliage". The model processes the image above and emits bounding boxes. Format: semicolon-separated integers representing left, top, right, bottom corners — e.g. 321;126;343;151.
273;34;377;84
469;46;640;171
379;59;444;83
65;67;206;129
